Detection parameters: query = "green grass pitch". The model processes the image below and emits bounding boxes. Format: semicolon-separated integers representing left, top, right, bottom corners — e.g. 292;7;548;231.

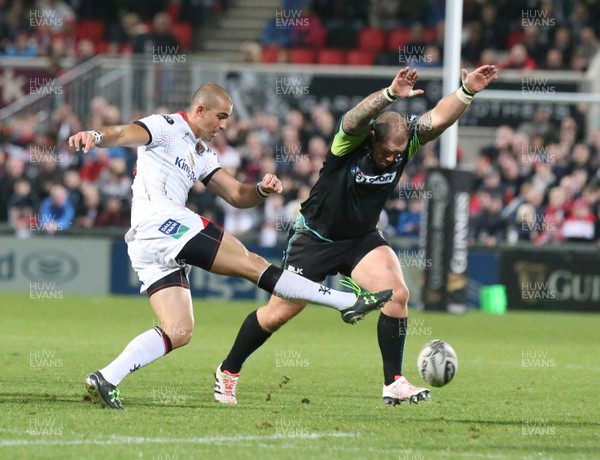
1;292;598;459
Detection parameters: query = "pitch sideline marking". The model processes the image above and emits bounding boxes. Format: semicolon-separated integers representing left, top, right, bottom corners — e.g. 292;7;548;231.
0;432;355;447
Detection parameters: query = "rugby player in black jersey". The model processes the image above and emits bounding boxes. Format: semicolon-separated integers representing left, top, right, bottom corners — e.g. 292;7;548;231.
215;65;498;405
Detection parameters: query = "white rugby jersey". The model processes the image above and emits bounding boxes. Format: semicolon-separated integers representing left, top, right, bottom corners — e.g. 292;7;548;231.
130;112;221;227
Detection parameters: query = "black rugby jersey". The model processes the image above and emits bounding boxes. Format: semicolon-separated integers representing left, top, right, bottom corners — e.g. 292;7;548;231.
298;116;422;241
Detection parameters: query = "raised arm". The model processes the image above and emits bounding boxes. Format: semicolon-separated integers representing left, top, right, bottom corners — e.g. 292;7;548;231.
416;65;498;144
205;170;283;209
342;67;424;136
68;123;150;153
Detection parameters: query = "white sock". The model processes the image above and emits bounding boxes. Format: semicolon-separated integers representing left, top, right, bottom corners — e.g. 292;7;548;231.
100;327;169;385
273;269;355;311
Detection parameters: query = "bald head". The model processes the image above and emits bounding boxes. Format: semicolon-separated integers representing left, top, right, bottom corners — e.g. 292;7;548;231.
371;111;407;145
190;83;231;111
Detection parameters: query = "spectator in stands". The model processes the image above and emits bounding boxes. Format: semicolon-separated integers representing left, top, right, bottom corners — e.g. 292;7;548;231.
500;43;537;70
480;3;507;52
403;24;427;59
2;30;37;57
462;21;484;67
570;49;591;71
519;107;557;144
75;184;101;228
575;26;599;62
569;1;593;33
522;26;547;66
37;183;74;234
76;38;96;63
551;26;574;64
35;0;75;32
259;192;286;247
396;199;422;237
511;203;539;243
63;168;83;211
548;143;570;182
470;190;506;246
570;143;593;176
480;125;513;162
530;161;556;193
210;133;241;174
95;197;129;227
368;0;401;30
535;186;567;244
98;158;132;201
186;181;222;224
481;167;503;196
260;16;293;48
498;153;523;203
562;198;595;242
0;156;24;216
541;48;568;70
79;148;109;182
307;105;335;141
32;153;63;199
290;7;325;48
239;41;262;63
7;178;35;239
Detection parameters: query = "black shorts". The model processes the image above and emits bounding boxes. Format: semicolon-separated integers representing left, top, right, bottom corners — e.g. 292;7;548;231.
282;229;389;282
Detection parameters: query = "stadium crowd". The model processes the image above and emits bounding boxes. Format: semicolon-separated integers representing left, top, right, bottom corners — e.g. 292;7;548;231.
258;0;600;70
2;94;600;245
1;0;599;245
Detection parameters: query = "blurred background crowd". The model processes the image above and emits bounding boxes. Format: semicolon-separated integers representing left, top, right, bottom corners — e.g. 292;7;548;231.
1;0;599;245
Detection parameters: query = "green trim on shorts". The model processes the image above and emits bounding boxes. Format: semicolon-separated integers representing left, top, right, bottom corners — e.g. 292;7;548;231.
294;214;334;242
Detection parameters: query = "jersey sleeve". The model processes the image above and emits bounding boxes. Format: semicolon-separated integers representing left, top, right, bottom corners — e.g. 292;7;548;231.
406;114;422;161
198;147;222;185
133;114;171;148
330;116;368;157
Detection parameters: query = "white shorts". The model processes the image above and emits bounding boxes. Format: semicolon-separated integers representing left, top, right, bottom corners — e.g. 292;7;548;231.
126;207;205;294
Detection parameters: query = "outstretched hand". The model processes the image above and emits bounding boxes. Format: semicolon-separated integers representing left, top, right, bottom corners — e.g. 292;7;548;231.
389;66;425;99
462;65;498;93
68;131;97;153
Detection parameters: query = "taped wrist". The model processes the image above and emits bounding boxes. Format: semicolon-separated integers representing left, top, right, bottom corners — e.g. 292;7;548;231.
89;130;104;145
256;183;271;198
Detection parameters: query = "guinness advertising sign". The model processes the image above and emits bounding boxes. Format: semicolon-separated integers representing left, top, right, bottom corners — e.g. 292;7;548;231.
500;249;600;312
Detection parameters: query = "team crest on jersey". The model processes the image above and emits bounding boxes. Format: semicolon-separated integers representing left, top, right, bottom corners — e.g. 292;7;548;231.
158;219;190;239
161;114;174;124
195;141;205;154
351;165;396;184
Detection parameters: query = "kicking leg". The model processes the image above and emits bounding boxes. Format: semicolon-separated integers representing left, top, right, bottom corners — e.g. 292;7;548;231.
179;229;392;322
351;246;429;405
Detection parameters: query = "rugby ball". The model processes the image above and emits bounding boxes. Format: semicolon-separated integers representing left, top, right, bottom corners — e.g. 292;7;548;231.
417;339;458;387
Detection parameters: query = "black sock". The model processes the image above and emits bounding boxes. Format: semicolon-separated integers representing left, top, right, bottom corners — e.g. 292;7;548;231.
377;313;407;386
257;265;283;293
221;310;272;374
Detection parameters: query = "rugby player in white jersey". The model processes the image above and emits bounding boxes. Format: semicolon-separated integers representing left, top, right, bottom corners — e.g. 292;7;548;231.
68;83;392;409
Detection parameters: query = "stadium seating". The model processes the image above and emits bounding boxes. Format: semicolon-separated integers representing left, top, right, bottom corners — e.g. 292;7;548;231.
172;23;192;50
317;49;346;65
358;28;386;53
261;46;281;63
346;49;376;66
75;20;106;42
387;28;411;51
289;48;317;64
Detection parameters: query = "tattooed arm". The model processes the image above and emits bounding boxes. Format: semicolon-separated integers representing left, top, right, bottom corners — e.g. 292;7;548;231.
342;67;424;136
417;65;498;144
